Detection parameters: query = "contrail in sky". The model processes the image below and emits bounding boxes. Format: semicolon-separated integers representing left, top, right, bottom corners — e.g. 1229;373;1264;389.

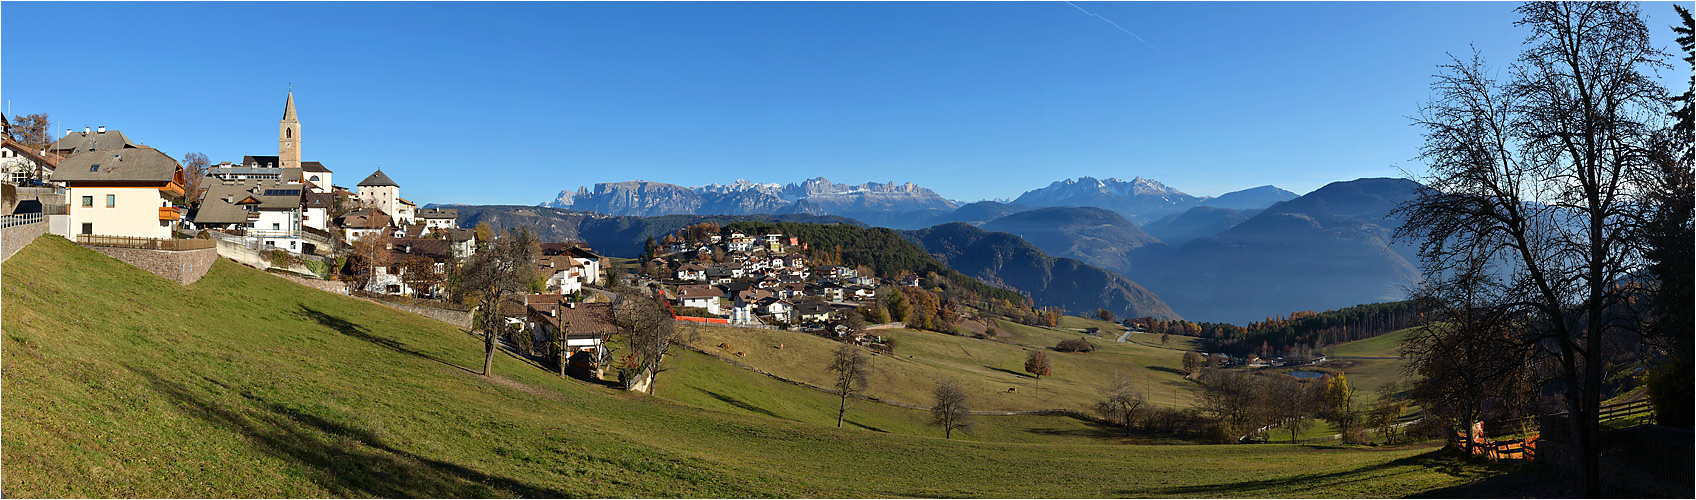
1064;1;1162;53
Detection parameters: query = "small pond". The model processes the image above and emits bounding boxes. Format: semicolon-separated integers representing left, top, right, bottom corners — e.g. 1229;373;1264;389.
1289;370;1326;379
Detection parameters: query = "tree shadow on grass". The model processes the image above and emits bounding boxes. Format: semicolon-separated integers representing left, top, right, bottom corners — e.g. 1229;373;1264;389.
297;304;476;375
1144;365;1185;376
129;365;570;498
983;365;1032;379
1118;449;1484;496
699;388;783;419
1023;415;1122;439
846;420;890;433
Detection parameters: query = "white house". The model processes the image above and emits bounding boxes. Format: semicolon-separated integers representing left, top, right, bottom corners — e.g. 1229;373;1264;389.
55;147;185;239
674;284;723;316
356;169;403;222
1;135;58;186
675;263;706;281
340;207;392;241
562;246;602;285
417;207;457;231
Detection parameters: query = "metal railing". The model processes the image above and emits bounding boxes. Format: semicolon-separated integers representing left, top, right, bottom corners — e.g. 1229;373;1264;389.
76;234;215;251
2;213;44;228
14;186;66;196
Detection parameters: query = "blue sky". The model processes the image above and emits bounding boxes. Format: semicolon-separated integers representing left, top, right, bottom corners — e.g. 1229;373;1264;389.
3;2;1688;206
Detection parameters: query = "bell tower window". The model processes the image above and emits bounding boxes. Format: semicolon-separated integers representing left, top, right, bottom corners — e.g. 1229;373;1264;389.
286;128;293;138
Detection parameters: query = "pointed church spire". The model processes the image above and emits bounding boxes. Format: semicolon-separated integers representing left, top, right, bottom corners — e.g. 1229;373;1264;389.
282;90;298;122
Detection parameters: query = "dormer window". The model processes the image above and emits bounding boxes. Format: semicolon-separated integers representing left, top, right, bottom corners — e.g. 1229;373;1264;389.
89;165;100;172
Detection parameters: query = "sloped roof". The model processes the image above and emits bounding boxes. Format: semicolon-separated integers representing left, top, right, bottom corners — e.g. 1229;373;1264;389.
418;207;457;219
1;137;58;168
341;207;393;229
243;155;281;168
564;246;600;260
53;148;180;183
359;169;398;187
301;161;331;173
194;179;306;225
527;300;617;336
676;284;722;299
303;191;334;209
389;237;452;262
49;129;139;155
440;227;475;242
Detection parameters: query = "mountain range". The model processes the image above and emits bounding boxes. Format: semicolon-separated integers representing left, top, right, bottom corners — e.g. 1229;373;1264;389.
541;177;1297;230
1122;178;1424;324
502;174;1422;324
544;178;958;226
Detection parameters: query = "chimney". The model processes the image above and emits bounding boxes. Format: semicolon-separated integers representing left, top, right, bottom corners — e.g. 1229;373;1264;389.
568;302;577;309
65;128;73;137
97;125;106;133
84;126;90;134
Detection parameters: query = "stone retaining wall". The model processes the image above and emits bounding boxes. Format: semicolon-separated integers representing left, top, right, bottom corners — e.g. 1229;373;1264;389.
364;298;473;330
2;220;48;262
273;272;349;295
87;246;218;285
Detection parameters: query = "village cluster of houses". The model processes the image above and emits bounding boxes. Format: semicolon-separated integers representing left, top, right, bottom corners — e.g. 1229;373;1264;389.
649;231;911;328
0;93;616;302
4;93;624;376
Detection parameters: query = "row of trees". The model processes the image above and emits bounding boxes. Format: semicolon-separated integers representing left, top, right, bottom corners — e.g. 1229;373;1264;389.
824;339;973;439
1193;371;1393;444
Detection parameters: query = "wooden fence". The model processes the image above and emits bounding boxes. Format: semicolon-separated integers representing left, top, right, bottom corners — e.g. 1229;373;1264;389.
1599;399;1655;426
77;234;215;251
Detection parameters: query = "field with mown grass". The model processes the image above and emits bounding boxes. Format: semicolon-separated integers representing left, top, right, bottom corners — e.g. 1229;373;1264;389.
689;315;1203;414
3;235;1508;497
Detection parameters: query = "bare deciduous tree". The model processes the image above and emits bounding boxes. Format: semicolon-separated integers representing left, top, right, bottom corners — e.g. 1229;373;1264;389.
349;231;393;290
454;228;538;376
613;290;693;393
1182;351;1204;377
930;379;973;439
1095;375;1146;435
1395;3;1672;493
827;342;871;427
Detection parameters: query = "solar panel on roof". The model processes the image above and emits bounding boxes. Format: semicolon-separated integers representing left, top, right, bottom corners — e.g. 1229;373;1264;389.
263;189;301;197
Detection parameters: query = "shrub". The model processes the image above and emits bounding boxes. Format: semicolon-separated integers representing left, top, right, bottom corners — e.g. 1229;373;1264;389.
268;249;295;269
305;259;330;278
1055;338;1095;353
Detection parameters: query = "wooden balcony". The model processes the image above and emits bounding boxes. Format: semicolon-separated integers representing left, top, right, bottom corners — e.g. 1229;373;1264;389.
158;206;182;221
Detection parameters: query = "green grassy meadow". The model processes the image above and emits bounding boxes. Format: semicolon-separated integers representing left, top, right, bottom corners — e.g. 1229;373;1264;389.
2;236;1508;497
690;316;1201;413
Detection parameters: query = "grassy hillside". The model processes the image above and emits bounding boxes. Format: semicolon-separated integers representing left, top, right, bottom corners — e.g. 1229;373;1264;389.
687;319;1202;415
4;235;1505;497
1323;327;1416;358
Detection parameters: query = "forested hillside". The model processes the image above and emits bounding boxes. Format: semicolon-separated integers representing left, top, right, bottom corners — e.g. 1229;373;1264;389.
902;223;1180;320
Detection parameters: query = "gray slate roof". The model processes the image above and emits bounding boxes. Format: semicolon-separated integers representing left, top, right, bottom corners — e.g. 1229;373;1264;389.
358;169;398;187
49;129;139;156
53;148;180;183
193;179;306;225
418;207;457;219
243;155;281;168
